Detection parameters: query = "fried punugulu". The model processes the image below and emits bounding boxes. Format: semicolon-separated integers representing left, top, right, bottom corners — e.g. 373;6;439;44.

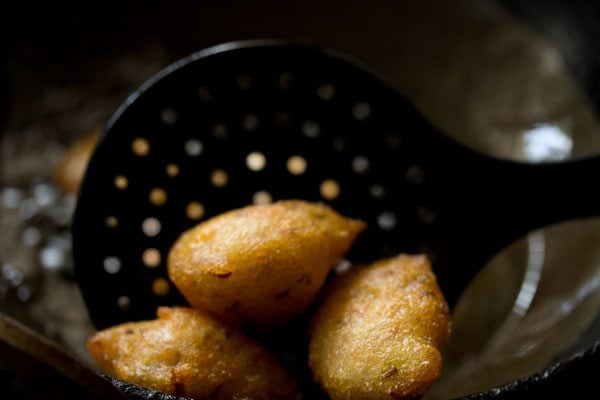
168;200;365;329
88;307;299;400
54;129;99;193
309;254;451;400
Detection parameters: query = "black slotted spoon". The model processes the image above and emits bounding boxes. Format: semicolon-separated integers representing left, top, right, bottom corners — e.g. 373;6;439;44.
73;40;600;399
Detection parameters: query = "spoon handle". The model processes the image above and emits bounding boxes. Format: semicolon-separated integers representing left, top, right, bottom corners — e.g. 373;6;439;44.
428;152;600;306
484;155;600;242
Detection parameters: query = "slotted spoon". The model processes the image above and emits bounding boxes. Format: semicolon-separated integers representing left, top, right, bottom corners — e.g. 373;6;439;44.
72;40;600;399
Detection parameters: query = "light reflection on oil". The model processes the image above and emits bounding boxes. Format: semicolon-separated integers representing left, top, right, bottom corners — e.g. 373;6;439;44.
522;123;574;162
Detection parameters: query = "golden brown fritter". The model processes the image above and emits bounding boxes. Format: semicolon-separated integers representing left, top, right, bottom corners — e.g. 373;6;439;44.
309;254;451;400
54;129;99;193
88;307;299;400
168;200;365;329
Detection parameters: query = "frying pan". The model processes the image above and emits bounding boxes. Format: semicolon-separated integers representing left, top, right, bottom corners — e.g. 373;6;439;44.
0;312;128;400
71;40;600;399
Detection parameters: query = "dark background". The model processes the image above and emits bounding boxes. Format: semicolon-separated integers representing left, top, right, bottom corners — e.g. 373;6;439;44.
3;0;600;162
3;1;600;124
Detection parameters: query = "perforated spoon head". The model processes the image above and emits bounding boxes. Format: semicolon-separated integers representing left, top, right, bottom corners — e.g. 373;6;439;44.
73;41;458;328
